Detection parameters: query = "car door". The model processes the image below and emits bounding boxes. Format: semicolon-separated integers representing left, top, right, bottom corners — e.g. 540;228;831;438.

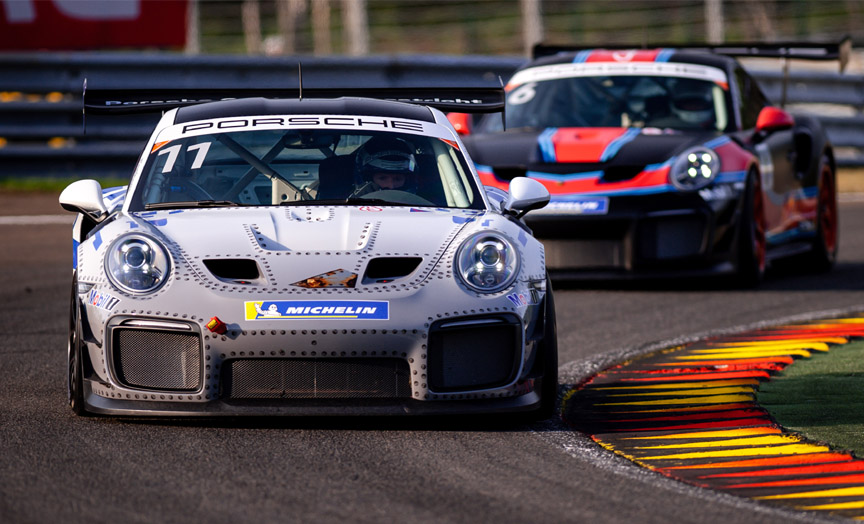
734;66;799;238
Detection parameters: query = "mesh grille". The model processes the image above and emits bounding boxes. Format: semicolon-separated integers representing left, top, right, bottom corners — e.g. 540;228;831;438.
113;329;201;391
428;317;520;392
224;359;411;399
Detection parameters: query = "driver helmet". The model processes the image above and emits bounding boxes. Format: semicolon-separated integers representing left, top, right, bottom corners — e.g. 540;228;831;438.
671;83;714;126
355;136;418;191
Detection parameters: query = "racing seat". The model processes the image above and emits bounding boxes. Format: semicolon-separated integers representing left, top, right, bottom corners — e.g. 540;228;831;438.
316;155;357;200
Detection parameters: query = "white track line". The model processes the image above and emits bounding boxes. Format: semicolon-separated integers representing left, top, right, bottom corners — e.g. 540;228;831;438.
0;215;72;225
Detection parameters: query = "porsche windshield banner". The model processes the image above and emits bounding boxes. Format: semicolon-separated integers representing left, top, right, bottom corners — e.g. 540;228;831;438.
0;0;186;50
245;301;390;321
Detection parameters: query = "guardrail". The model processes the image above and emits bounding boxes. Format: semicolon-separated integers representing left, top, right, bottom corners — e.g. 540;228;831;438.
0;53;862;178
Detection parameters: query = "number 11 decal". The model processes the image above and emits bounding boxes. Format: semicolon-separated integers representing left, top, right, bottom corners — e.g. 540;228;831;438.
157;142;212;173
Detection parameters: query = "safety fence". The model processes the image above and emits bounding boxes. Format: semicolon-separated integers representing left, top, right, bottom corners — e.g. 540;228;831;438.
1;53;862;178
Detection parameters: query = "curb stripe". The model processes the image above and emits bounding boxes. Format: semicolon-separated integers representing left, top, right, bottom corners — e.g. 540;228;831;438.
564;314;864;518
623;428;782;440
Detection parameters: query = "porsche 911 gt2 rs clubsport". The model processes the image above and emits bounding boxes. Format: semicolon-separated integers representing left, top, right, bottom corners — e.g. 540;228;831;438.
453;42;848;285
59;87;557;418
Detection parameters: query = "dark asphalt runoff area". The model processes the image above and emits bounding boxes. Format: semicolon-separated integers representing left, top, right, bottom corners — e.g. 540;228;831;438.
2;191;863;524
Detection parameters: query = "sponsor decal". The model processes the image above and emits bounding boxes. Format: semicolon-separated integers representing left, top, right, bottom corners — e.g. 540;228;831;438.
86;289;120;311
509;62;728;88
179;116;425;136
698;185;736;202
543;197;609;215
387;97;484;106
292;269;358;289
245;300;389;320
358;206;383;212
506;289;540;308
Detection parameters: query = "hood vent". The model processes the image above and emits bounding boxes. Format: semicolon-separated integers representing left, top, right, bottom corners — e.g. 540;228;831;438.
602;165;646;182
363;257;423;284
203;259;261;283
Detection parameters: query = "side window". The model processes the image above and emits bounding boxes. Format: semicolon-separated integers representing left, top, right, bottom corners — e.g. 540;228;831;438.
735;67;768;130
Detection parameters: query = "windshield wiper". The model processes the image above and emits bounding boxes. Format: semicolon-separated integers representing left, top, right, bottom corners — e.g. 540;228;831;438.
144;200;240;210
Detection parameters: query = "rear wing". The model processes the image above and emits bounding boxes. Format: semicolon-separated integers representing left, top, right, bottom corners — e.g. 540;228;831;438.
533;37;852;72
83;84;505;116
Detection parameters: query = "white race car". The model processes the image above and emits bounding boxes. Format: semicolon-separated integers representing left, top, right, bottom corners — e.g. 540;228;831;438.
60;87;557;418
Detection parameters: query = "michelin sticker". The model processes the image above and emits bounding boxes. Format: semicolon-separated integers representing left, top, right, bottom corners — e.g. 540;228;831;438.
541;197;609;215
245;300;389;320
86;289;120;311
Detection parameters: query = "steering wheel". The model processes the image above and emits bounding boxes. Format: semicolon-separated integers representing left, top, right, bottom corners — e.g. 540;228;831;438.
166;178;214;201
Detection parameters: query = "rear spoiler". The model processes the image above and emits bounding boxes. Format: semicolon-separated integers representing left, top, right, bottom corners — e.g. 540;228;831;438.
83;83;505;116
533;37;852;72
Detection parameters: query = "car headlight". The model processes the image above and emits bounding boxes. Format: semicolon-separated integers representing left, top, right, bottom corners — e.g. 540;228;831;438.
455;233;520;293
105;234;171;294
670;147;720;191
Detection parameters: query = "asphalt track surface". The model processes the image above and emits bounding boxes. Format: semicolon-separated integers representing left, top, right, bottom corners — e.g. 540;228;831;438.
3;192;864;524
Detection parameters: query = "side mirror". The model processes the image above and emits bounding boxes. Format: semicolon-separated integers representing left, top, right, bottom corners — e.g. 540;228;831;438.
756;106;794;133
503;177;549;219
59;179;108;222
447;112;472;136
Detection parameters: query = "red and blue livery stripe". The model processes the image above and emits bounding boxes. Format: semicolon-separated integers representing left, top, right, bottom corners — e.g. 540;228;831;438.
573;48;674;63
537;127;641;164
477;135;754;198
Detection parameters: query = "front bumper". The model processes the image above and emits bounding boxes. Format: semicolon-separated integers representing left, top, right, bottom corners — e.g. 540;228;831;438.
527;190;742;278
79;299;546;416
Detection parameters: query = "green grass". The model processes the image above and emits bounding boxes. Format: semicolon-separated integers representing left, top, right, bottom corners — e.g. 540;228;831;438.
0;177;129;194
757;340;864;457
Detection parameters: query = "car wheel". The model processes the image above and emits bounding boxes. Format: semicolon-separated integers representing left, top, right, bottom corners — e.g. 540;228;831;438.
733;169;767;287
801;154;838;272
68;277;87;416
533;278;559;420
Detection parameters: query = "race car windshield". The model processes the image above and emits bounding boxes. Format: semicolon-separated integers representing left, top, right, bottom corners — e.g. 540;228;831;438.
130;129;483;211
485;75;728;132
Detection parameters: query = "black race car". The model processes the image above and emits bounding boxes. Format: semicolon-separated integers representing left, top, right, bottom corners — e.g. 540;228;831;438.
453;42;850;285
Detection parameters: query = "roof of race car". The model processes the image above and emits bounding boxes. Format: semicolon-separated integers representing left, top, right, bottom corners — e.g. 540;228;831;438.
173;96;437;125
525;48;736;72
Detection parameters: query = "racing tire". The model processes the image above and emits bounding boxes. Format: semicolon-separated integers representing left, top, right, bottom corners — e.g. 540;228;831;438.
532;278;559;421
732;169;767;288
800;154;838;273
68;276;88;417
